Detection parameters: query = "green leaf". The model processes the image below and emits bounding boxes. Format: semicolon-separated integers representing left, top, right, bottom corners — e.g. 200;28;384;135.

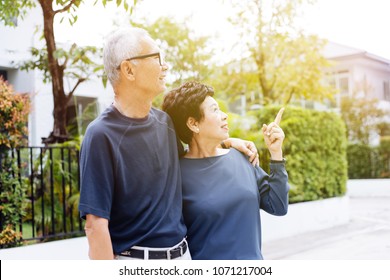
93;65;104;73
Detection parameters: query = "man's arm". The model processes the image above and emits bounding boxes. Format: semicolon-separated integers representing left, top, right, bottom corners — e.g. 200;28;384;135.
85;214;114;260
221;138;259;166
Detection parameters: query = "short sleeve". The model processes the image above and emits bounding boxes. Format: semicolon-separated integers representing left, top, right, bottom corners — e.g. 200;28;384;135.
78;126;115;220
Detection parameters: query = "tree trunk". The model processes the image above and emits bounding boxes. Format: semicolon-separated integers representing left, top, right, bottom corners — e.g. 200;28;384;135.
39;0;69;145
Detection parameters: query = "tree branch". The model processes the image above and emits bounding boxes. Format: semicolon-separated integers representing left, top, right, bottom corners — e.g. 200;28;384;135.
54;0;77;15
62;43;77;69
67;77;86;102
284;89;294;104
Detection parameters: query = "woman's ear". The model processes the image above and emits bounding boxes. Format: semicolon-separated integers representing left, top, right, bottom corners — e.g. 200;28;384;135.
186;117;199;134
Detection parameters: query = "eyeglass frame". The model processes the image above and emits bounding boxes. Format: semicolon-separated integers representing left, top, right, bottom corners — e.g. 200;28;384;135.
117;52;164;69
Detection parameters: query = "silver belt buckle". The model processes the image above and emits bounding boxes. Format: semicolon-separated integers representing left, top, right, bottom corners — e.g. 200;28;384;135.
167;248;172;260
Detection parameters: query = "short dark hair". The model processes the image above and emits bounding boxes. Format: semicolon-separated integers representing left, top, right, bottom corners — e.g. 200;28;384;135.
162;81;214;144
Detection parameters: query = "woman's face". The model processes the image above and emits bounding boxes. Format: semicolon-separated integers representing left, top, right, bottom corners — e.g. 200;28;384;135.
197;96;229;142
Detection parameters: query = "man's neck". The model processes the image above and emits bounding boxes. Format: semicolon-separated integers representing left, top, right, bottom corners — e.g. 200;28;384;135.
114;94;152;119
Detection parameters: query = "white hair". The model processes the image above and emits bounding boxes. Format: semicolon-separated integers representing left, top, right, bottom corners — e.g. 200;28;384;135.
103;27;152;87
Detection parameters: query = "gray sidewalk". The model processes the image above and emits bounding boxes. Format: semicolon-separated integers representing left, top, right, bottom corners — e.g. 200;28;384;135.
262;180;390;260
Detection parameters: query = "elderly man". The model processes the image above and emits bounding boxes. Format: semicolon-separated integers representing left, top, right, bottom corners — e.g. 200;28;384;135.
78;27;258;260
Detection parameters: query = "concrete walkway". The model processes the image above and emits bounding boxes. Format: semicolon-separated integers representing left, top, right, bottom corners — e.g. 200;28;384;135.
0;236;89;260
263;179;390;259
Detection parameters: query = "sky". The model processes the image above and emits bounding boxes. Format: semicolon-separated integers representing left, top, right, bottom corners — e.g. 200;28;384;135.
55;0;390;60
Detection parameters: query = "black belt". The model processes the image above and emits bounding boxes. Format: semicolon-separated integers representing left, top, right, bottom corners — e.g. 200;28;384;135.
120;239;188;259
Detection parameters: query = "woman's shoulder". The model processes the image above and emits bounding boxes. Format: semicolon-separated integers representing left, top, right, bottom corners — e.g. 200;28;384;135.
229;147;248;159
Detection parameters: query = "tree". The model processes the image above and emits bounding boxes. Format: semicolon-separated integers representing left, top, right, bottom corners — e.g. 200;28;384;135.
341;97;387;145
131;17;213;86
226;0;334;106
0;0;136;144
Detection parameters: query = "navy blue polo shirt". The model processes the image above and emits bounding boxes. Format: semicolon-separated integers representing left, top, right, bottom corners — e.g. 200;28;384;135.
78;105;186;254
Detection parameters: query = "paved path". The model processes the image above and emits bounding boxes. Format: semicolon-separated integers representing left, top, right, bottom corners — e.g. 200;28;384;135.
262;196;390;259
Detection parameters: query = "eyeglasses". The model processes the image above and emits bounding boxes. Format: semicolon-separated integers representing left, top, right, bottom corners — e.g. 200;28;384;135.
117;52;164;69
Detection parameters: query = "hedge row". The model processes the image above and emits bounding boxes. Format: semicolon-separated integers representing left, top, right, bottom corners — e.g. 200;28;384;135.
347;137;390;179
229;106;348;204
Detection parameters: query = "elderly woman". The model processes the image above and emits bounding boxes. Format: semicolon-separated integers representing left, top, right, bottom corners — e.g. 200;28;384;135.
162;81;289;260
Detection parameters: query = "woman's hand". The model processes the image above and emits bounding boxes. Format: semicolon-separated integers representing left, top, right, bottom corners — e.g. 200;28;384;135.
262;108;285;160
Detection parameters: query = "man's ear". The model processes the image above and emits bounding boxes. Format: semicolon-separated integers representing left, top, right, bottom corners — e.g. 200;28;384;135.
186;117;199;133
119;62;136;81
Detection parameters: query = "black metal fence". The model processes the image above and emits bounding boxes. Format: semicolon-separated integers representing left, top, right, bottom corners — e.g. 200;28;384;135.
1;146;84;245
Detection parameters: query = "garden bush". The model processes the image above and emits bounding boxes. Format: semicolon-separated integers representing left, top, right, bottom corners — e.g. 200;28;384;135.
347;138;390;179
246;105;348;203
0;77;30;247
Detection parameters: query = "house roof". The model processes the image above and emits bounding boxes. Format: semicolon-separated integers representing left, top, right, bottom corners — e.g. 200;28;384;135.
324;41;390;66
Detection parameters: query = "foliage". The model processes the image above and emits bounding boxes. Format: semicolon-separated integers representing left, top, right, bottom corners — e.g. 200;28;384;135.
0;77;30;150
340;95;388;144
0;225;22;247
0;78;30;247
21;44;102;85
132;16;214;88
347;139;390;179
0;0;137;144
245;105;348;203
0;0;35;26
378;137;390;178
15;145;82;242
208;62;260;107
225;0;334;106
0;155;27;247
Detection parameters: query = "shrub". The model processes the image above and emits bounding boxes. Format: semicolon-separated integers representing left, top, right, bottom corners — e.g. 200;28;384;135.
0;77;30;150
0;77;30;247
347;144;373;179
248;105;348;203
347;138;390;179
377;137;390;178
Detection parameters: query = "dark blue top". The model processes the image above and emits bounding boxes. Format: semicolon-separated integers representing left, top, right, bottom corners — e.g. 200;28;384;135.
78;105;186;254
180;148;289;260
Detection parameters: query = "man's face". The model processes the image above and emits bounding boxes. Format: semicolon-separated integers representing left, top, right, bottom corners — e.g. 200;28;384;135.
132;37;168;97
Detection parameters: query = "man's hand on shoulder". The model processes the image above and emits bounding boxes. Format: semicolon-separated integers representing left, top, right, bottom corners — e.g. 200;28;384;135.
221;138;259;166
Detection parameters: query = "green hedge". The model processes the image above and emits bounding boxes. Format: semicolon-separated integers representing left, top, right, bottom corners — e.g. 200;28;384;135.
243;106;348;203
347;137;390;179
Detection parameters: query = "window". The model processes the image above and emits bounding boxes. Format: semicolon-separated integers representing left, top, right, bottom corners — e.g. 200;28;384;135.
0;70;8;81
325;71;350;108
67;96;98;137
339;77;349;95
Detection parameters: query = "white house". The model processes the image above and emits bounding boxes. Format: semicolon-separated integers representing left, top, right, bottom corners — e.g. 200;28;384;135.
323;42;390;109
321;42;390;145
